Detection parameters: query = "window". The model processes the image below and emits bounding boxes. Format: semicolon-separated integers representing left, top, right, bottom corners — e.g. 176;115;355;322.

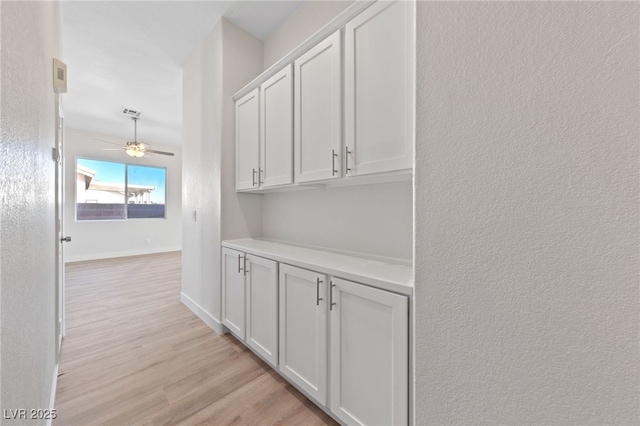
76;158;166;221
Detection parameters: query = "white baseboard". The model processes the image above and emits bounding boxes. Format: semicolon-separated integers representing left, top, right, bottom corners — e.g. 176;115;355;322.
46;363;58;426
181;292;227;335
65;246;181;263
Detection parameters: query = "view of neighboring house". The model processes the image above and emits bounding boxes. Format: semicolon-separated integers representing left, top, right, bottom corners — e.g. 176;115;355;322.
76;162;165;220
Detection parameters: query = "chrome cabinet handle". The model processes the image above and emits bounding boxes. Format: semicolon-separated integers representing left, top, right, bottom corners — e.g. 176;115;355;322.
259;168;264;185
243;255;248;275
332;149;338;176
345;147;352;174
252;168;257;186
238;254;243;273
330;281;336;310
316;277;323;306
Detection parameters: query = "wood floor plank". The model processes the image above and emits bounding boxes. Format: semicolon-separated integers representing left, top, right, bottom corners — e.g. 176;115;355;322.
54;252;336;426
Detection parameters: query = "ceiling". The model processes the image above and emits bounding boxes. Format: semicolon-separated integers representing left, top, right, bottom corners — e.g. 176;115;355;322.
61;1;304;148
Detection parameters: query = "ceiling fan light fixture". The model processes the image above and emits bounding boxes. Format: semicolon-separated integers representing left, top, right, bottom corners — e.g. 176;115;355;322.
126;147;144;157
94;113;173;157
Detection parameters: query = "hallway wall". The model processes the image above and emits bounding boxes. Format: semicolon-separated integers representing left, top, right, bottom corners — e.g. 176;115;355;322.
182;18;263;331
413;2;639;423
0;1;62;421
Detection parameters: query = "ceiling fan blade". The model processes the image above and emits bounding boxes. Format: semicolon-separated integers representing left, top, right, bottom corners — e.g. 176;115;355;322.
144;149;174;156
94;138;124;147
100;148;125;151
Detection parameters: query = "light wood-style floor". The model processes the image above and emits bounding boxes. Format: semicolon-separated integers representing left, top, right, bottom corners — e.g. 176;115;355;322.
55;252;336;426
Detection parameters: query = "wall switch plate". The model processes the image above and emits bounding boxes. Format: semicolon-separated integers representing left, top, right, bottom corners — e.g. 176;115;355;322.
145;238;151;245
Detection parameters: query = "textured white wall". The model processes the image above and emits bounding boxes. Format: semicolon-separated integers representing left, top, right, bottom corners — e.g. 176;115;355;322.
261;0;412;261
0;1;61;422
414;2;639;424
64;128;182;262
263;0;353;69
182;19;262;328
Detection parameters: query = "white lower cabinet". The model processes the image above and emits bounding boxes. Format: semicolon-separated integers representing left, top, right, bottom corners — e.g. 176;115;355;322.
223;245;409;425
222;248;246;339
278;264;408;425
245;254;278;367
278;264;328;405
329;277;409;426
222;248;278;367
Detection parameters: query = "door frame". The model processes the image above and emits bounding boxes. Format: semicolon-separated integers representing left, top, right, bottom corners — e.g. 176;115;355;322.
54;96;65;361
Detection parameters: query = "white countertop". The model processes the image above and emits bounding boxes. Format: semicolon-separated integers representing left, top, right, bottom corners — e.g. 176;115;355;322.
222;238;414;296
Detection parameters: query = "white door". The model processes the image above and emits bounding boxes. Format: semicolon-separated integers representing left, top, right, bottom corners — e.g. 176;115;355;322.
294;30;342;183
344;0;414;176
279;264;328;405
260;64;293;188
329;277;408;426
55;97;67;361
222;248;246;339
236;88;260;190
245;255;278;367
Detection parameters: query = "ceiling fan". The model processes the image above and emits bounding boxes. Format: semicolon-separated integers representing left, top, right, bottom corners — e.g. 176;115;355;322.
96;115;174;158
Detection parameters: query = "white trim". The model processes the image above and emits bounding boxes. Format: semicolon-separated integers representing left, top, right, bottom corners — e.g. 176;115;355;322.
232;0;375;101
46;363;58;426
181;292;227;335
65;246;181;263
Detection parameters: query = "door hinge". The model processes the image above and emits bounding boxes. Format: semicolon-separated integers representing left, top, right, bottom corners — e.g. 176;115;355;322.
52;147;61;163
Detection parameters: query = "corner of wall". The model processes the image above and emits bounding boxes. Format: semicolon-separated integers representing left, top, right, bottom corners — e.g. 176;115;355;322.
220;18;264;242
181;18;225;322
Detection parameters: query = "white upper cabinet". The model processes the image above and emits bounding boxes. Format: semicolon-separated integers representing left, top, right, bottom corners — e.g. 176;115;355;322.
344;0;414;176
245;254;278;367
236;88;260;190
294;30;343;183
329;277;408;426
260;65;293;188
234;0;415;191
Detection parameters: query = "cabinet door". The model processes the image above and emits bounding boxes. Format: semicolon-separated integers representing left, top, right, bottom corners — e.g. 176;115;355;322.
245;255;278;367
279;264;328;405
236;88;260;190
260;65;293;188
222;248;246;339
294;30;342;183
329;277;408;426
344;0;414;176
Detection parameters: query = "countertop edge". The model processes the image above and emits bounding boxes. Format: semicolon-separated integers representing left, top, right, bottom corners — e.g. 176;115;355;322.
222;239;414;297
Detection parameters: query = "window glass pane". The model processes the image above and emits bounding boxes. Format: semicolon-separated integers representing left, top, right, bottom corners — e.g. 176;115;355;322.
126;165;166;219
76;158;126;220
